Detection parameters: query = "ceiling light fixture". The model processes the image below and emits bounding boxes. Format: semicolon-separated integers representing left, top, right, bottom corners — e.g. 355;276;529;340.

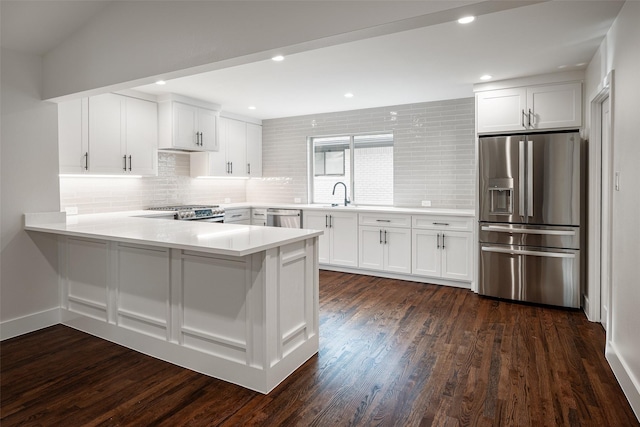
248;106;256;110
458;16;475;24
155;80;166;85
344;92;354;98
480;75;493;81
271;55;284;62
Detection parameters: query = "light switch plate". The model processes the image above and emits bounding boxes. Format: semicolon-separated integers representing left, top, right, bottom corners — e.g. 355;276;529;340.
421;200;432;207
615;172;620;191
65;206;78;215
294;197;302;203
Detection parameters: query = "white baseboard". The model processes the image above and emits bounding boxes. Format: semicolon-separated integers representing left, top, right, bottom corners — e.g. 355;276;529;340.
319;265;472;290
0;308;61;341
606;342;640;421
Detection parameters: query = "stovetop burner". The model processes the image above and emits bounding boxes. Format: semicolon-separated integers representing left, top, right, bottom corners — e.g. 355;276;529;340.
148;205;225;221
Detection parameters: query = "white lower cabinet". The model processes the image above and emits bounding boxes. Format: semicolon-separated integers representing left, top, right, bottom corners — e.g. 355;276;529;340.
225;208;251;224
358;213;411;274
251;208;267;226
359;226;411;274
303;210;358;267
412;215;473;282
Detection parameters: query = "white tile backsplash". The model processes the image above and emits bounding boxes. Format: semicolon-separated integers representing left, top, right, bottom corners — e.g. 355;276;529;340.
60;152;247;214
247;98;475;208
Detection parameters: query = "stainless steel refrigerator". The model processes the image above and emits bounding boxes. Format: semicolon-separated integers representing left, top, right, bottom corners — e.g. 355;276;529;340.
478;131;583;308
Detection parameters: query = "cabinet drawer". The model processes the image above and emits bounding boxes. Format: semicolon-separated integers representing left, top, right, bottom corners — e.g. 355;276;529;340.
412;215;473;231
359;213;411;228
252;208;267;219
225;209;250;222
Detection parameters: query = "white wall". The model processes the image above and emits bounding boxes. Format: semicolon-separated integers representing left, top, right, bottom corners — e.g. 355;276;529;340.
1;48;61;338
585;1;640;417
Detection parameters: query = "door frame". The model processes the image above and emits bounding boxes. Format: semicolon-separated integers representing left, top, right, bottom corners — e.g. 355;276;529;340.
586;70;614;327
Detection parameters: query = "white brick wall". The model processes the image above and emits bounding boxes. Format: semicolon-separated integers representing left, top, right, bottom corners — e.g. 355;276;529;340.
247;98;475;208
60;152;247;214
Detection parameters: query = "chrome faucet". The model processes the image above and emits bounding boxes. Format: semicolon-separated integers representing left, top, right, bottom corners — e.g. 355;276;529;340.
332;182;350;206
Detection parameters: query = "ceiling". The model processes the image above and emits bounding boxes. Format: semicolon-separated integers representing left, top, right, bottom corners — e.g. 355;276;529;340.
1;1;623;120
132;0;622;120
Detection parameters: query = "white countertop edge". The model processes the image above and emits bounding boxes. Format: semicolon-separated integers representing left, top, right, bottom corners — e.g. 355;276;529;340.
24;212;322;257
224;203;475;217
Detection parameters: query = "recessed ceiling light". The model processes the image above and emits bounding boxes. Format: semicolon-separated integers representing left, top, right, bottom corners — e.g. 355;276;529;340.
155;80;166;85
248;106;256;110
344;92;354;98
557;65;568;69
480;75;492;81
272;55;284;62
458;16;475;24
575;62;586;67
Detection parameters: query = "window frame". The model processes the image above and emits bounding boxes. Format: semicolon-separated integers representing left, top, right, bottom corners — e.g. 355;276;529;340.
308;131;394;206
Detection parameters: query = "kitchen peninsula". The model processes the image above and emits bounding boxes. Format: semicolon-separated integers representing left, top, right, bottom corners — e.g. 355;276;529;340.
24;211;322;394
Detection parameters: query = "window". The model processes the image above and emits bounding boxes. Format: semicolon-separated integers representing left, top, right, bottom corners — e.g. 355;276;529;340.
310;133;393;206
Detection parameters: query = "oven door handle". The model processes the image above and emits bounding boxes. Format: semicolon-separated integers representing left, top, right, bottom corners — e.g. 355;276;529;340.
481;225;576;236
481;246;575;258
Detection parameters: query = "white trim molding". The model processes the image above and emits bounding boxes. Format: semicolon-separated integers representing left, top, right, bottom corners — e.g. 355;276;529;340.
606;342;640;419
0;308;62;341
586;70;614;324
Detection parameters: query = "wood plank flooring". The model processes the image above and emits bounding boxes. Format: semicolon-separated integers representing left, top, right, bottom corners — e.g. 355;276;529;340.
2;271;638;426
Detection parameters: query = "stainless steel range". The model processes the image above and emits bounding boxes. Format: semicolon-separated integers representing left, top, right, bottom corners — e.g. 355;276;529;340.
148;205;225;222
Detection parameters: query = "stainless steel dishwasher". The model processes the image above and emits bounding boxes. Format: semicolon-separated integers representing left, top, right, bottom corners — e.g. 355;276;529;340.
267;208;302;228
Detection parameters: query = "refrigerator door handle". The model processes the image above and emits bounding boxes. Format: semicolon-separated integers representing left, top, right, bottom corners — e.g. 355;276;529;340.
519;140;525;216
527;140;533;217
481;246;576;259
481;225;576;236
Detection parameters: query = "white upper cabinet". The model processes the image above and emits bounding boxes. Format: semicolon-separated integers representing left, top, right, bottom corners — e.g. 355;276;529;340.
526;83;582;130
224;117;248;177
190;116;262;178
59;93;158;175
89;93;124;174
159;98;218;152
477;82;581;134
246;123;263;177
89;93;158;175
476;88;527;133
59;98;89;174
124;96;158;175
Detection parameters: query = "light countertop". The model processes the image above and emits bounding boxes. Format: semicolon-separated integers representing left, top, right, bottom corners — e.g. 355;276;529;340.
223;203;475;217
24;211;322;257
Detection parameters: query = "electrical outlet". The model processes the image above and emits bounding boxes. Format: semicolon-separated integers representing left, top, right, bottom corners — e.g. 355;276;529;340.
294;197;302;203
421;200;432;207
224;198;231;203
65;206;78;215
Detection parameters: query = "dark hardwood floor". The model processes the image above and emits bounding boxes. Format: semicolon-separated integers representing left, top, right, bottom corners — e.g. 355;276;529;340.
2;271;638;426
